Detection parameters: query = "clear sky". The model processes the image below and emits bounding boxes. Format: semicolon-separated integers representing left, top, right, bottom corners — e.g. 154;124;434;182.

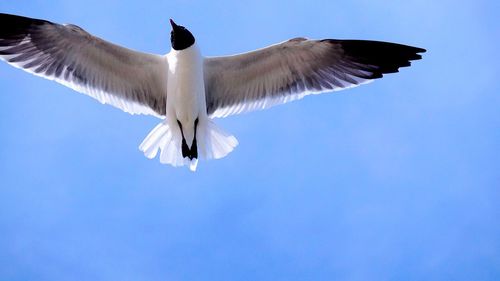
0;0;498;280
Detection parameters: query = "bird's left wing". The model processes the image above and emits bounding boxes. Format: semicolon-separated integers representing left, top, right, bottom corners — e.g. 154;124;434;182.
204;38;425;118
0;13;167;116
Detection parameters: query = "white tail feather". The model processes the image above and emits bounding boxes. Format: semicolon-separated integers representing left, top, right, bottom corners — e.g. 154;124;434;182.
139;120;238;171
199;120;239;160
139;121;193;169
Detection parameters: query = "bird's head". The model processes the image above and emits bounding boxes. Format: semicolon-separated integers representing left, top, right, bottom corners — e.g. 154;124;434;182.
170;19;195;51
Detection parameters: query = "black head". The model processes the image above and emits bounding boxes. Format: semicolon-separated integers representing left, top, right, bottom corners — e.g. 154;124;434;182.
170;19;195;50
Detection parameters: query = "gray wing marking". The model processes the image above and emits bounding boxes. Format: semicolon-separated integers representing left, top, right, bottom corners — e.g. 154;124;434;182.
204;38;425;118
0;13;167;116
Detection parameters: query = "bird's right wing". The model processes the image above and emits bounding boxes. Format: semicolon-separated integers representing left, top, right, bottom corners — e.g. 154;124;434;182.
204;38;425;118
0;13;167;117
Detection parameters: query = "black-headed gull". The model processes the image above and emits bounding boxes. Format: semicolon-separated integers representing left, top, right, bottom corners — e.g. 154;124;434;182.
0;13;425;171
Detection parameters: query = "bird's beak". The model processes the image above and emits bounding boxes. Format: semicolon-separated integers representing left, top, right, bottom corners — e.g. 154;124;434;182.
169;19;178;29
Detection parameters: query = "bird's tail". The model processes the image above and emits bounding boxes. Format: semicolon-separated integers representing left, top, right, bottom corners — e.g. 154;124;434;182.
139;119;238;171
197;119;239;160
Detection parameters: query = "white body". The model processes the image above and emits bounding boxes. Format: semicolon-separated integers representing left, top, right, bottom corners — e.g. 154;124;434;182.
166;44;207;147
139;44;238;171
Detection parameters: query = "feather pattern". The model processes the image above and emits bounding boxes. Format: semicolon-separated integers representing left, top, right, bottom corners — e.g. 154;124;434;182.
0;13;167;116
204;38;425;118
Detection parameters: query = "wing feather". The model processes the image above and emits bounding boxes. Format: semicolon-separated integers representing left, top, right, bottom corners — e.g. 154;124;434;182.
204;38;425;118
0;13;167;117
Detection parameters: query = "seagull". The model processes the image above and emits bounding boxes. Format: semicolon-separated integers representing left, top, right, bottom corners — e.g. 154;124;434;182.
0;13;425;171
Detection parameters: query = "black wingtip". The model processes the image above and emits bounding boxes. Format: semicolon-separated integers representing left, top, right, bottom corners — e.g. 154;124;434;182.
415;47;427;53
0;13;49;40
328;39;426;79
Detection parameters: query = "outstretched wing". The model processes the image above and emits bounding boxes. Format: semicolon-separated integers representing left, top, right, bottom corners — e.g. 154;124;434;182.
204;38;425;118
0;13;167;116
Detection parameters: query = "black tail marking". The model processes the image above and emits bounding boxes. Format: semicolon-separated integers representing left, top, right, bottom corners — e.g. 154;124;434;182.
178;118;199;160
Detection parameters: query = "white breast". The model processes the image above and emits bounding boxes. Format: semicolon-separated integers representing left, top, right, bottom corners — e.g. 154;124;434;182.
166;43;206;123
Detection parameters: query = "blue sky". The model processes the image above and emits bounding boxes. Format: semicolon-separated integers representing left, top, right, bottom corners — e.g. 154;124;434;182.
0;0;499;280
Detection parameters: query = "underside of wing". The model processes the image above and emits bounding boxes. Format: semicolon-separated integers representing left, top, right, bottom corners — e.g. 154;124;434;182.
204;38;425;118
0;13;167;117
